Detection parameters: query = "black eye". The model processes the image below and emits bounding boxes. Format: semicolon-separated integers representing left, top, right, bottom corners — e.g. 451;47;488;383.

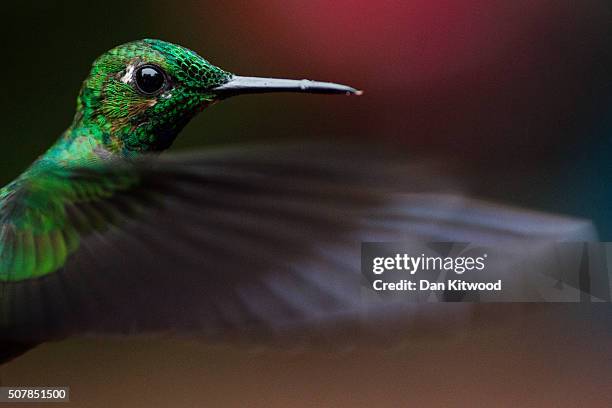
135;65;166;95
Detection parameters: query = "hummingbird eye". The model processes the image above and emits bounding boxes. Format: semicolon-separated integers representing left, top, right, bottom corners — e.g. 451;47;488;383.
134;65;166;95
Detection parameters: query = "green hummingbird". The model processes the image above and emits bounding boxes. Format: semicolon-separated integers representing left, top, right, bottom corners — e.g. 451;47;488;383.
0;39;599;364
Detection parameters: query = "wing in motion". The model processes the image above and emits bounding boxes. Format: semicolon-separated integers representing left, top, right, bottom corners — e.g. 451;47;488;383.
0;145;599;348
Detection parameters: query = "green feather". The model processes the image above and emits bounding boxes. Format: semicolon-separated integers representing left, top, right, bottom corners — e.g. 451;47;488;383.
0;163;142;281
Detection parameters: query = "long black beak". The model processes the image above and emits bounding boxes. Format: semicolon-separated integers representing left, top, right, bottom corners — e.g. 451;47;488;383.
211;75;362;98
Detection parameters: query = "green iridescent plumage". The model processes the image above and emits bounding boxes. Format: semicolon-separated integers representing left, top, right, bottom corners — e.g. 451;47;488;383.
0;165;140;281
0;39;359;284
48;39;231;161
0;39;233;282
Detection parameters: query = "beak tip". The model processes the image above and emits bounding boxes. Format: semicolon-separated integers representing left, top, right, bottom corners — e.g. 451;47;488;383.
353;89;364;96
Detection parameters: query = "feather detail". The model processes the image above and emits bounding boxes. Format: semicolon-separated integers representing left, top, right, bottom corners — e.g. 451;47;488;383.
0;145;598;344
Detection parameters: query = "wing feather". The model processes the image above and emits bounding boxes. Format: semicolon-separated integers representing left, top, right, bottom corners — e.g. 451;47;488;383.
0;144;600;343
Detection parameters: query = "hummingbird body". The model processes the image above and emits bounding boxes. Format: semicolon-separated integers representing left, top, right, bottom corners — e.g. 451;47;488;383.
0;39;230;283
0;40;598;364
0;39;382;358
0;39;358;284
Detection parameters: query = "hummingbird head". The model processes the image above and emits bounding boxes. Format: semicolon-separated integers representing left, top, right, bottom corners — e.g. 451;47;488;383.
75;39;360;155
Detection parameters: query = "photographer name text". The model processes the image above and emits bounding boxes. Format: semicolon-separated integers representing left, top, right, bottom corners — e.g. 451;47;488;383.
370;253;502;292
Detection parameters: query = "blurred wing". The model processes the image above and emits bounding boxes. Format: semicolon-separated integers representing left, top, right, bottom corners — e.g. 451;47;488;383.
0;145;598;343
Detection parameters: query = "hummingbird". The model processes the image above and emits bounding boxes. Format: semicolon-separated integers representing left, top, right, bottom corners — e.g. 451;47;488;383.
0;39;599;364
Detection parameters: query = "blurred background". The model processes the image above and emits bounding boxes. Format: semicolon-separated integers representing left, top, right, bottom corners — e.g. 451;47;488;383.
2;1;612;406
3;0;612;234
